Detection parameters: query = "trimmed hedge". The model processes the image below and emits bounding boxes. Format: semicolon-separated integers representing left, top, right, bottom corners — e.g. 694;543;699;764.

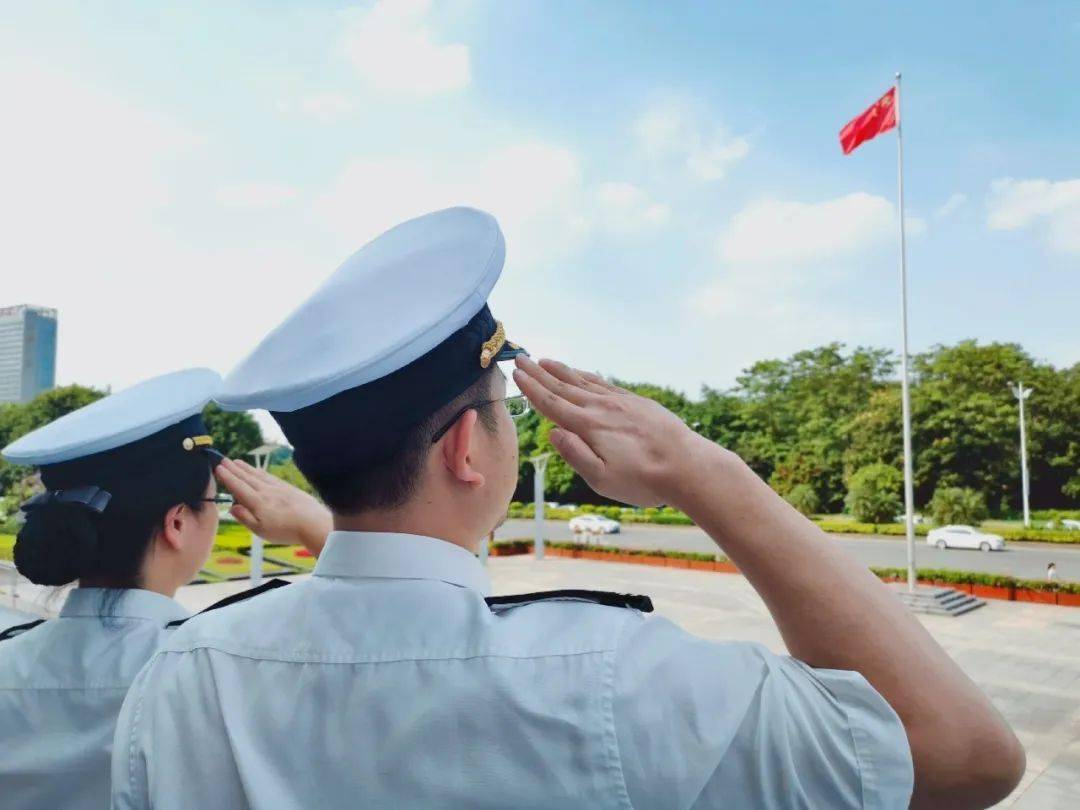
491;538;722;563
815;520;1080;545
997;528;1080;544
505;504;1080;543
870;566;1080;594
505;504;694;525
817;520;931;537
1032;509;1080;522
548;542;720;563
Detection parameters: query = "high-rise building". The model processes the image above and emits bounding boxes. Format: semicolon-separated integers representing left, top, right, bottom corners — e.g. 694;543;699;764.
0;305;58;404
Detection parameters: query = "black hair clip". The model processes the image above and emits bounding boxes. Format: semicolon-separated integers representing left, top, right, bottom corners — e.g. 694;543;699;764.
21;485;112;515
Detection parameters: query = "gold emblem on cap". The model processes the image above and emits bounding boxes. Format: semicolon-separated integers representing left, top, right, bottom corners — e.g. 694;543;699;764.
479;321;506;369
182;435;214;451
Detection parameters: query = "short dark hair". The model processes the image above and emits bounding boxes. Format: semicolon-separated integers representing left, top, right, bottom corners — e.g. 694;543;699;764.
303;367;500;514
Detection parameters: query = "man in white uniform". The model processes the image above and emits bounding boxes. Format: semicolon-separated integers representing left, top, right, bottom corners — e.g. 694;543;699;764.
112;207;1024;809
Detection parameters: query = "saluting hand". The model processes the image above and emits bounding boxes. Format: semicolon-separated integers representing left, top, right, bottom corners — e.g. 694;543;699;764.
214;458;333;555
512;356;704;507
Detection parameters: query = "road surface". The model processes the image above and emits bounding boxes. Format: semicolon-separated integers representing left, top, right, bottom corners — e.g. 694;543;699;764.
497;519;1080;582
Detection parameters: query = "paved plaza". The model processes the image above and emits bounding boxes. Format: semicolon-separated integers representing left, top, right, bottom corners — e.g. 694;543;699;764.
4;557;1079;807
483;556;1080;809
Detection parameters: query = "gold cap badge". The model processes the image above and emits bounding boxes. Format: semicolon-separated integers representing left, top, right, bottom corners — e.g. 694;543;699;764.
182;435;214;451
479;321;507;369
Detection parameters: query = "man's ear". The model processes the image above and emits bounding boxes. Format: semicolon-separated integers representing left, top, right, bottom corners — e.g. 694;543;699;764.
158;503;188;552
440;409;485;487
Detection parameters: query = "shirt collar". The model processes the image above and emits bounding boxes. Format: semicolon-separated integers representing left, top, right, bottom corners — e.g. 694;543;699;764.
60;587;189;624
313;531;491;597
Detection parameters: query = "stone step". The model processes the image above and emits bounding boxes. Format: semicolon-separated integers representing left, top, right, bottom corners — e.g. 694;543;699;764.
889;584;986;616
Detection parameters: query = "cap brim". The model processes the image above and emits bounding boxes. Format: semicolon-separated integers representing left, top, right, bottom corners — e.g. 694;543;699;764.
494;343;528;363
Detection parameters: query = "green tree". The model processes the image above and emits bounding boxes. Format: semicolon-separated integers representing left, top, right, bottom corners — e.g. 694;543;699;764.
928;486;989;526
910;341;1068;511
505;340;1080;512
268;459;315;495
843;386;903;477
845;463;903;523
0;384;107;496
202;404;263;461
733;344;896;511
784;483;821;516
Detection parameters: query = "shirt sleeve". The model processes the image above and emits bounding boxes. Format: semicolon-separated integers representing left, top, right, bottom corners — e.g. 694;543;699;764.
612;615;913;810
110;653;160;810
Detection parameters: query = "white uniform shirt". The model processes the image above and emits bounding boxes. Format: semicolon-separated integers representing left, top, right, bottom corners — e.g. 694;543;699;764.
0;587;187;809
112;532;913;809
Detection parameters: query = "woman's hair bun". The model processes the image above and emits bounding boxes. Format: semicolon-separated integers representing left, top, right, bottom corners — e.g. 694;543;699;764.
13;502;101;586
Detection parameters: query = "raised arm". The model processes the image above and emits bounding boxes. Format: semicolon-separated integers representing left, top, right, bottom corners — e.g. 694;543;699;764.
513;355;1024;809
215;457;333;555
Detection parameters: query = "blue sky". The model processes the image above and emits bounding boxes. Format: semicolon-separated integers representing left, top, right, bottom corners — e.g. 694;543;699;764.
2;1;1077;436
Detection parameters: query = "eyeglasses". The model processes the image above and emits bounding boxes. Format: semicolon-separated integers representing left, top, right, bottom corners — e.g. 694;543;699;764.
430;394;531;444
201;495;234;505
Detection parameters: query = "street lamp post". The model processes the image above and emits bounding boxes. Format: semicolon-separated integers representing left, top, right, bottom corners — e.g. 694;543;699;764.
530;453;552;560
1009;382;1033;528
246;443;282;586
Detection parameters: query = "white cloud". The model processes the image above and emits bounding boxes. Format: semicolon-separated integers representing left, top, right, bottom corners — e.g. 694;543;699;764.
689;191;925;337
936;192;967;218
593;182;670;234
717;192;897;266
216;183;298;208
312;141;588;269
635;100;749;182
0;52;337;412
340;0;470;96
0;57;200;243
987;177;1080;254
276;93;355;122
301;92;355;122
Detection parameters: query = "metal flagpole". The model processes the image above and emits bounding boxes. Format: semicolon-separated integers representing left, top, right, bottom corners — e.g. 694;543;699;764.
895;71;917;593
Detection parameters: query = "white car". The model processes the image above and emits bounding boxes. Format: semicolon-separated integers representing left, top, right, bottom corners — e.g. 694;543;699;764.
1062;519;1080;531
569;515;621;535
927;525;1005;552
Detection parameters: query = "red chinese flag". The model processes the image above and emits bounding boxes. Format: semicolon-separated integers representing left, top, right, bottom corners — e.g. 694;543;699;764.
839;87;897;154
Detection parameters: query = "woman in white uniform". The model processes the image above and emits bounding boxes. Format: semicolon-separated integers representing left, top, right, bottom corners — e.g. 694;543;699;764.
0;368;329;809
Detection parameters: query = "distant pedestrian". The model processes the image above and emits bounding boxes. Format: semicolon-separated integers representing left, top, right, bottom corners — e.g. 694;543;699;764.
1047;562;1058;582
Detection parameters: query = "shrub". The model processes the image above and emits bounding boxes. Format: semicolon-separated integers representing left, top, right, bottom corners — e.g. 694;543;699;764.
928;486;988;526
267;460;314;495
784;484;821;516
845;464;903;524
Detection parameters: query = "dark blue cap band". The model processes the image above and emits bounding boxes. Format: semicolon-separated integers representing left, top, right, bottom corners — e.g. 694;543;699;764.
274;305;525;477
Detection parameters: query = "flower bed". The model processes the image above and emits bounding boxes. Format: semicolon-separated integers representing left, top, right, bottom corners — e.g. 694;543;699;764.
262;545;318;572
199;549;294;581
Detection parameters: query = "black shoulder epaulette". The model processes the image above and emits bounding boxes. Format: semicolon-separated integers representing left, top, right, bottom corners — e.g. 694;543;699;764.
485;589;653;613
0;618;46;641
167;578;291;628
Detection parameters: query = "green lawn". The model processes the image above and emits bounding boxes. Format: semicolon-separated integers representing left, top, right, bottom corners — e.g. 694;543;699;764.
214;522;256;550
